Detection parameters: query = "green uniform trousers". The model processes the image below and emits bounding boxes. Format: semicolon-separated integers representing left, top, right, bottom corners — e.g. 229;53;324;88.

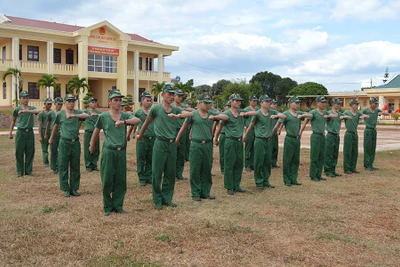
185;130;190;161
84;130;99;171
310;133;325;179
176;129;187;178
244;130;255;170
58;138;81;192
224;138;244;191
254;137;273;188
100;147;127;213
283;136;300;185
152;138;177;206
40;128;49;166
324;133;340;175
219;133;226;173
271;133;279;167
136;136;154;184
189;141;213;198
15;128;35;175
343;131;358;172
364;128;377;169
50;132;60;172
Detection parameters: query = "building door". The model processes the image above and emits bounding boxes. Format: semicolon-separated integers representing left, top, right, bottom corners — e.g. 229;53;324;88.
2;46;6;59
66;50;74;64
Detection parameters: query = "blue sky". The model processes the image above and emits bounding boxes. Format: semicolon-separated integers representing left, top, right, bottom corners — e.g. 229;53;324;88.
2;0;400;92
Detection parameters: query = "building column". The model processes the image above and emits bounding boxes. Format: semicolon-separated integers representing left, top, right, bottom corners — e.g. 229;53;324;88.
379;95;385;109
117;42;128;96
77;37;88;107
47;41;54;98
157;54;164;83
11;37;20;105
134;50;139;104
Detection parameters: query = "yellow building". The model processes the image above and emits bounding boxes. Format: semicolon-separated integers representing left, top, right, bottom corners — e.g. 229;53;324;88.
0;14;179;109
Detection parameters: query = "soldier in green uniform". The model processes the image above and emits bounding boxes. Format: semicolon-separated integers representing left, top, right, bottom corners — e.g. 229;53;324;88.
300;96;337;181
342;100;369;174
49;94;89;197
127;91;154;186
270;99;280;168
273;96;312;186
89;90;140;216
137;84;182;210
173;89;192;181
9;90;39;177
37;98;53;167
213;94;257;195
214;100;230;174
361;97;388;171
324;98;350;177
46;97;63;173
184;99;194;161
244;95;259;171
243;95;286;189
174;94;218;201
83;97;101;172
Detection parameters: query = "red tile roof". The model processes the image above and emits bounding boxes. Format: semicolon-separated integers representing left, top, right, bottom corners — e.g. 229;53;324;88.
2;15;156;44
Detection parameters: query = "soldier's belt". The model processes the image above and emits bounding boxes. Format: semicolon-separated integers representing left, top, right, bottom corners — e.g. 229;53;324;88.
328;132;339;136
61;137;80;142
286;134;300;139
192;139;212;144
17;128;33;132
227;137;242;141
85;130;94;133
366;127;376;131
143;136;154;140
255;136;272;141
312;132;325;136
346;131;357;134
156;136;176;143
106;145;126;151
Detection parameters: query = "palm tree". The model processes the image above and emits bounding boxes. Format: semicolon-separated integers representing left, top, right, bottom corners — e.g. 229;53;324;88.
2;67;22;106
67;76;90;109
37;74;60;99
151;82;165;103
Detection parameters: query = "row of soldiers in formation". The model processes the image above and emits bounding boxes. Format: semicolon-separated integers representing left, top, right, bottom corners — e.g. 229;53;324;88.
9;86;388;215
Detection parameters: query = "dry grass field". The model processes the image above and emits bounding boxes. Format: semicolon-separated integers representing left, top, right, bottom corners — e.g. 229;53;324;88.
0;134;399;267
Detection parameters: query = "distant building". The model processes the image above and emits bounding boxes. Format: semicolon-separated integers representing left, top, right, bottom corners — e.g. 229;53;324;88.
0;14;179;109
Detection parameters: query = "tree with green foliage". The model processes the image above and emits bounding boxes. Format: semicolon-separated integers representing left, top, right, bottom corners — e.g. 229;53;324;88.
211;79;232;97
289;82;328;109
37;74;60;99
174;79;195;94
151;82;165;102
274;77;298;105
67;76;90;110
195;84;212;95
249;71;282;99
2;67;22;106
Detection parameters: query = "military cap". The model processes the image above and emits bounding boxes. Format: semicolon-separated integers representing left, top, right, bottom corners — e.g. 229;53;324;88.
108;90;124;100
141;91;152;98
249;95;259;101
175;89;184;95
288;96;301;103
349;99;359;106
88;97;97;102
44;97;53;104
369;97;379;104
198;94;213;103
64;94;76;101
331;98;343;105
20;90;29;97
228;94;243;101
54;97;63;104
316;96;327;103
162;84;175;93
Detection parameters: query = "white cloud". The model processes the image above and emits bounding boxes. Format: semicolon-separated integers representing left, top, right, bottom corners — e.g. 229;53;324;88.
331;0;400;20
265;0;322;9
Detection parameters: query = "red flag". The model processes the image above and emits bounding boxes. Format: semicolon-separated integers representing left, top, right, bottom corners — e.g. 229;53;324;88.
382;104;388;111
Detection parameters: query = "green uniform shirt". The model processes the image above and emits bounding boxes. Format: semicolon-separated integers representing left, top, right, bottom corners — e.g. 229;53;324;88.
309;109;329;134
47;110;57;132
134;108;154;137
343;110;362;132
83;109;102;132
149;103;182;139
220;120;225;134
244;106;259;127
13;106;37;129
279;110;304;136
37;110;50;129
172;103;188;128
95;111;133;147
186;110;219;140
361;108;382;128
326;110;343;134
251;109;279;138
222;109;246;138
55;110;84;140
